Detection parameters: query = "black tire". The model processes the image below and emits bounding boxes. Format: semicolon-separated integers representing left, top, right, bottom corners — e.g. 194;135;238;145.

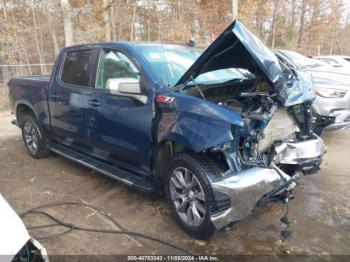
164;152;219;239
21;114;50;159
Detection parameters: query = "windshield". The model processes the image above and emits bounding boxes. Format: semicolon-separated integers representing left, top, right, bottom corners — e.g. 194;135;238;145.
136;45;252;87
281;50;325;69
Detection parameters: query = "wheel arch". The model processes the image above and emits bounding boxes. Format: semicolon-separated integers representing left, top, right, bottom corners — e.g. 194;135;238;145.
152;140;228;195
153;140;193;194
15;101;37;127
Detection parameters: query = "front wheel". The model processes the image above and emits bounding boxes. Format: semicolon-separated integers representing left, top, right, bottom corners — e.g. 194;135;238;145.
164;153;218;239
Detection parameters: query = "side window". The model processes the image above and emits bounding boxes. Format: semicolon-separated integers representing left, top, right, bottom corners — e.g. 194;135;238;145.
61;50;94;86
96;50;140;89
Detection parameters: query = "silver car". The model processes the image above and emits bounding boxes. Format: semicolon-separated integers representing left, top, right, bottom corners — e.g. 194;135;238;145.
315;55;350;74
275;50;350;132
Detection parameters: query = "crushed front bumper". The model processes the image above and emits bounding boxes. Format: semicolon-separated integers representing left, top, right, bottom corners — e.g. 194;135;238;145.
209;136;326;230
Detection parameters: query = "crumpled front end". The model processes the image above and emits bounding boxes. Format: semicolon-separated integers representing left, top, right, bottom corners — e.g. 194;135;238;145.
209;133;326;230
210;167;293;229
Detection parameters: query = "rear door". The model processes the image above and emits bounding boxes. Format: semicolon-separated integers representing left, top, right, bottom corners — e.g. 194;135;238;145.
86;48;154;176
49;49;96;150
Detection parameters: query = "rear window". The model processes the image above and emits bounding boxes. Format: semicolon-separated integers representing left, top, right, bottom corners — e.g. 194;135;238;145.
61;50;94;86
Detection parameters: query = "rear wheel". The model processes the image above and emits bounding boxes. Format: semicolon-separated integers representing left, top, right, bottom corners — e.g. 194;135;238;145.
165;153;218;239
21;114;49;159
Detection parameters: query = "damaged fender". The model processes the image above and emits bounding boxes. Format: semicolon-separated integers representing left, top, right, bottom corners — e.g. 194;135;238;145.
156;92;244;152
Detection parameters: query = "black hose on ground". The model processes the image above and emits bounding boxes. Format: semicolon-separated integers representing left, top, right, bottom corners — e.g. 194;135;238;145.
20;201;195;256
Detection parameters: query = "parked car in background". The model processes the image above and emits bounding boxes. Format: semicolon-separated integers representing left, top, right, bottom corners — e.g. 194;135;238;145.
275;50;350;132
0;194;48;262
8;21;326;238
315;55;350;73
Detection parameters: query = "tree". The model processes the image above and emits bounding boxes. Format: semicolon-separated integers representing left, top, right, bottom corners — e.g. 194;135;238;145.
0;0;349;83
232;0;238;20
61;0;73;46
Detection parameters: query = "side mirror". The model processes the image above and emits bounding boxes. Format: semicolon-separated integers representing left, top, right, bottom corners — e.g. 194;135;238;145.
106;78;147;104
107;78;141;94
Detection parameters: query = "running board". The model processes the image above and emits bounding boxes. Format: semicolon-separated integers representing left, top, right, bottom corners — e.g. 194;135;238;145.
48;143;155;193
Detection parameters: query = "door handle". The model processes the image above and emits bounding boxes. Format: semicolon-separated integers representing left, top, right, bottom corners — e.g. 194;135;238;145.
88;99;102;107
51;93;60;100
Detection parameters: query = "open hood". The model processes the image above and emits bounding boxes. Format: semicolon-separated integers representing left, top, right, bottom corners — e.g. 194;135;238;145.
175;21;284;88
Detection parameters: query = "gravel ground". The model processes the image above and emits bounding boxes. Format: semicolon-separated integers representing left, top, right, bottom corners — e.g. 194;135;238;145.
0;112;349;258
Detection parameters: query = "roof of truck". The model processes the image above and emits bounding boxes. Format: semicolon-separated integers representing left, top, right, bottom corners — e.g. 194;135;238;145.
61;41;196;52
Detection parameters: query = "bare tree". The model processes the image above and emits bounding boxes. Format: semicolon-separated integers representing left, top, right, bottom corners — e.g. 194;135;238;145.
60;0;73;46
232;0;238;20
102;0;111;41
1;0;350;82
31;0;45;74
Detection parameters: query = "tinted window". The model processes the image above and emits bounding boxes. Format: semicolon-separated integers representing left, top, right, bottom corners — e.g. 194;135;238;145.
61;50;93;86
96;50;140;89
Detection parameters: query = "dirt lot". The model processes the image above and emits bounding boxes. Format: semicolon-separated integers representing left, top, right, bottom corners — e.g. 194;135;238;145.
0;111;350;257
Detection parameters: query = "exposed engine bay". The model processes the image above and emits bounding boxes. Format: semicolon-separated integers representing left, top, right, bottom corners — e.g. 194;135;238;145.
165;21;326;233
182;77;325;230
186;77;320;177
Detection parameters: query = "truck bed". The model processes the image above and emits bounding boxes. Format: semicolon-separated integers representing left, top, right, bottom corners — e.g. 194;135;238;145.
8;75;51;121
11;75;50;87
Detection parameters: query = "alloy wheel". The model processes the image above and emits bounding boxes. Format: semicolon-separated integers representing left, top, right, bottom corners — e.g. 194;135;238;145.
23;122;38;155
169;167;206;226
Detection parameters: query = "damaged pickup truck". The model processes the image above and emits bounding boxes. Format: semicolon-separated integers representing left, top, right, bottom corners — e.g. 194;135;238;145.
8;21;326;239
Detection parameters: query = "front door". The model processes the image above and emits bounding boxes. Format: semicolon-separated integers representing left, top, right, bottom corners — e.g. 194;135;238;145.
49;49;95;150
87;49;154;176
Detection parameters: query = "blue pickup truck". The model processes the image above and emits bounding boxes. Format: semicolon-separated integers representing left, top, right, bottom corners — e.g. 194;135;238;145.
8;21;326;238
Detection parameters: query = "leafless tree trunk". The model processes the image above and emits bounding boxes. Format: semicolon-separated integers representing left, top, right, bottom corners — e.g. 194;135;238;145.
1;0;7;21
270;0;278;48
232;0;238;20
130;5;137;41
110;6;116;40
102;0;111;41
31;1;45;74
297;0;307;48
47;16;59;57
60;0;73;46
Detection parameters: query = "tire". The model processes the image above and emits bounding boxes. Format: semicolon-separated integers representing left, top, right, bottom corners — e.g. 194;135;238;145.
164;152;219;239
21;114;50;159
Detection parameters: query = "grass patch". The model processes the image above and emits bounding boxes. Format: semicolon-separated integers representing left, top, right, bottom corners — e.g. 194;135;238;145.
0;95;10;112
